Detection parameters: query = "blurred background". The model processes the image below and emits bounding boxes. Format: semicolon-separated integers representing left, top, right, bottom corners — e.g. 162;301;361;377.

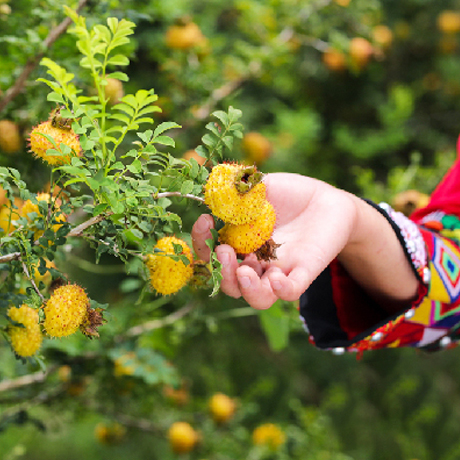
2;0;460;459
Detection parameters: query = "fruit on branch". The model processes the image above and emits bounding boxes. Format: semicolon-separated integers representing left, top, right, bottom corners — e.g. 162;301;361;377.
7;305;42;357
103;78;124;105
209;393;236;424
252;423;286;450
29;120;82;165
43;283;90;337
218;200;276;255
94;422;126;445
168;421;199;454
437;10;460;34
165;21;206;50
0;119;22;154
146;236;194;295
349;37;374;69
0;197;23;233
204;163;266;225
322;48;347;72
241;132;272;165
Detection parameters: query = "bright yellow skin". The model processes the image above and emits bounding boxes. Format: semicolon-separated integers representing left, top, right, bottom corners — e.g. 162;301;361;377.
218;201;276;254
204;163;267;225
146;236;194;295
43;284;89;337
8;305;42;357
29;121;81;165
209;393;236;424
168;421;199;454
252;423;286;450
0;120;22;154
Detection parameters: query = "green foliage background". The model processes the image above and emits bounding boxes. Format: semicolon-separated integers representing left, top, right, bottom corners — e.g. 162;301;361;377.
2;1;460;459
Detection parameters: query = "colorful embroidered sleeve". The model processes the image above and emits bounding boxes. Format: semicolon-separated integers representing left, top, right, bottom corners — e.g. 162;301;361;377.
299;203;460;355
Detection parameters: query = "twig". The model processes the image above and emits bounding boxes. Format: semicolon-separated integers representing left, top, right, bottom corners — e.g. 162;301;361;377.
0;0;89;114
156;191;204;203
0;369;50;393
21;259;45;301
123;303;194;338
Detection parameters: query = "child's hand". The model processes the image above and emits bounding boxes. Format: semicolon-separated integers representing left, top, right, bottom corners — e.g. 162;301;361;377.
192;173;419;311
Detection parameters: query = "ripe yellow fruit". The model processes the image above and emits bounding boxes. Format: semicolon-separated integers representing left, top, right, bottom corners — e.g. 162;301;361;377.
0;120;22;154
204;163;266;225
349;37;374;69
241;132;272;165
0;197;23;234
146;236;194;295
165;22;205;50
103;78;124;105
209;393;236;424
322;48;347;72
29;120;82;165
168;421;199;454
218;201;276;255
437;10;460;34
43;283;89;337
7;305;42;357
333;0;351;6
372;25;393;49
252;423;286;450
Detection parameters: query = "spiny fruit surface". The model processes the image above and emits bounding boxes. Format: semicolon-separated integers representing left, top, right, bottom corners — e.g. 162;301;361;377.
168;421;199;454
252;423;286;450
29;120;81;165
209;393;236;424
146;236;194;295
0;120;22;154
218;201;276;255
43;284;89;337
204;163;266;225
8;305;42;357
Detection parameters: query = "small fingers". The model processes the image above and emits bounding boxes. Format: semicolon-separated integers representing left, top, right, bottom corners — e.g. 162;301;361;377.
267;267;310;302
215;244;243;298
191;214;215;261
235;265;279;310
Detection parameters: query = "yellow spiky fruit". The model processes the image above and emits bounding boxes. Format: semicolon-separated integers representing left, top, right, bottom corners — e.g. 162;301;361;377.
204;163;266;225
7;305;42;357
168;422;199;454
146;236;194;295
218;201;276;254
0;120;22;154
43;284;89;337
29;120;82;165
252;423;286;450
209;393;236;424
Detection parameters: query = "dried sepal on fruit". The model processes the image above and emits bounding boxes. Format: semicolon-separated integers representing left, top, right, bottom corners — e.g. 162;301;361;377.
204;163;266;225
43;283;90;337
7;305;42;357
218;201;277;257
146;236;194;295
29;119;82;166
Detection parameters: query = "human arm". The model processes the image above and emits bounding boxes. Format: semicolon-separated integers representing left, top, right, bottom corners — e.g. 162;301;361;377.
192;172;419;312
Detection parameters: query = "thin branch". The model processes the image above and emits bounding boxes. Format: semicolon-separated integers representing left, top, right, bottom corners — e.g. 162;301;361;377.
0;0;89;114
155;191;204;203
21;260;45;301
123;303;194;339
0;369;50;393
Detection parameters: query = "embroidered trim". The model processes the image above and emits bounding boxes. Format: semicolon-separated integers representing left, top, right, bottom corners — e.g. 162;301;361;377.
378;202;429;284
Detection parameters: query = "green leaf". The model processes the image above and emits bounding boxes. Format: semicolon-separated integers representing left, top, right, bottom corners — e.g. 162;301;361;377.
153;121;181;138
127;159;142;174
212;110;229;126
106;71;129;82
258;300;290;352
47;92;65;104
137;130;153;144
153;135;175;147
180;180;194;195
107;54;130;66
